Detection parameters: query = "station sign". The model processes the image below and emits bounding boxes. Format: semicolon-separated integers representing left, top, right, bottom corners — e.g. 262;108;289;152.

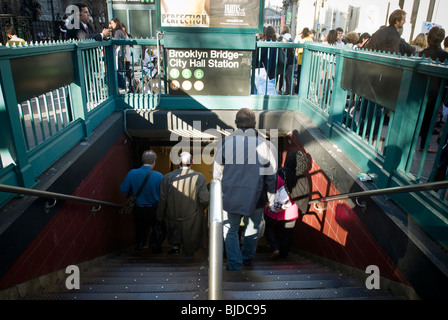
166;48;252;96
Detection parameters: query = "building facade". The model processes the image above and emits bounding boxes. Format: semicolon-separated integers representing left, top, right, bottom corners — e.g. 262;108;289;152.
289;0;447;42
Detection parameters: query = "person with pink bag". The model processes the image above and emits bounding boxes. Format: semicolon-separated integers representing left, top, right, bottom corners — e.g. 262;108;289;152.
264;150;309;260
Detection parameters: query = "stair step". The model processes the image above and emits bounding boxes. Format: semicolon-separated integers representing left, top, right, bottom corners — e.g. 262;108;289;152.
222;287;395;300
29;292;207;300
25;250;401;300
46;278;356;294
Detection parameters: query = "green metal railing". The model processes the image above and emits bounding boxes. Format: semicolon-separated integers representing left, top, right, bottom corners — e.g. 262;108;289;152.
0;36;447;248
301;44;448;187
310;181;448;206
81;46;109;111
1;41;111;193
298;42;448;248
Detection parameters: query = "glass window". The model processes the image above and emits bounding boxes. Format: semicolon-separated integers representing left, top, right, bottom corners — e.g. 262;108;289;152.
113;10;129;31
129;10;152;39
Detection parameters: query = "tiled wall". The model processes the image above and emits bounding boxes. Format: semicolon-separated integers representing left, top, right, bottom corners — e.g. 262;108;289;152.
0;135;135;290
287;135;409;285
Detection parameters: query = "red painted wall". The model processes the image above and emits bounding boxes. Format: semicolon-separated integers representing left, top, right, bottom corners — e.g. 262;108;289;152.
287;135;409;285
0;135;135;290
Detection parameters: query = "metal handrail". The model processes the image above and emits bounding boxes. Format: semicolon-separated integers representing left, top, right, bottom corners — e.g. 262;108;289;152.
309;180;448;205
0;184;121;213
208;179;223;300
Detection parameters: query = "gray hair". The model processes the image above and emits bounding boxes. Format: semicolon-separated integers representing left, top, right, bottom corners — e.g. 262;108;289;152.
178;151;192;166
142;150;157;165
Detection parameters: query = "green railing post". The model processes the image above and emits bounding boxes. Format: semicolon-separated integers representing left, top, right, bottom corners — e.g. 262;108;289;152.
104;43;118;99
327;51;347;137
382;67;427;186
70;45;90;137
298;44;311;107
0;59;34;188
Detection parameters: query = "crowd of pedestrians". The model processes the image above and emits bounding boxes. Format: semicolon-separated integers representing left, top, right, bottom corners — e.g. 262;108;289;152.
258;9;447;94
260;8;447;165
294;8;447;58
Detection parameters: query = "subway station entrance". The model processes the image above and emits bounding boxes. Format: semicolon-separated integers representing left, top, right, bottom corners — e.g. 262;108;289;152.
0;0;447;301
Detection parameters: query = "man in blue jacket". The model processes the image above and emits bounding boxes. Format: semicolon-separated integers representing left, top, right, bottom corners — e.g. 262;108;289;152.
120;150;164;251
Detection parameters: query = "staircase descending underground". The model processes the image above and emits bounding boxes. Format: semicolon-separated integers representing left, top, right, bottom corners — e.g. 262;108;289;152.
25;245;402;300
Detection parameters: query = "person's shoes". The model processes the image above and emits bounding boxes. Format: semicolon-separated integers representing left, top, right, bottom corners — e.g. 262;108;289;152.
152;247;162;254
271;250;280;260
168;248;180;255
135;243;143;251
182;253;194;260
243;259;252;266
226;265;241;271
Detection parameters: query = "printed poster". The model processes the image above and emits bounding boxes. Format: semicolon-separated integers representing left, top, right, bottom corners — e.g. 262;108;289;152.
421;21;442;34
160;0;260;29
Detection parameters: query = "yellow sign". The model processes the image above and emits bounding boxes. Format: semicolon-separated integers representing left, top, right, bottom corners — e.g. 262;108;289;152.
161;0;209;27
160;0;260;29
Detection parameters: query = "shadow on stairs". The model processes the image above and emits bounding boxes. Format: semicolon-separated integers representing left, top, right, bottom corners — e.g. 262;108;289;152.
24;244;403;301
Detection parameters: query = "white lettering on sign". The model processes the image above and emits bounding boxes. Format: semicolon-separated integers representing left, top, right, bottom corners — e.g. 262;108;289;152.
168;50;242;69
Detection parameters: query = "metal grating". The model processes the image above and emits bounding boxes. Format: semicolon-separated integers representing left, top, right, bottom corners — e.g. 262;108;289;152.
24;249;402;300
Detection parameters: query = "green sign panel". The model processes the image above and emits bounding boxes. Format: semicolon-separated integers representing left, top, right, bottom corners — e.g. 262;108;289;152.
166;49;252;96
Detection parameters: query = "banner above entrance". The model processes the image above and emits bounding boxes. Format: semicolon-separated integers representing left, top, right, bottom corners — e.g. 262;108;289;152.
158;0;264;33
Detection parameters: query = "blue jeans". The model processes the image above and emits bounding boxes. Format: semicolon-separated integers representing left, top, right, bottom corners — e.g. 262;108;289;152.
223;208;263;270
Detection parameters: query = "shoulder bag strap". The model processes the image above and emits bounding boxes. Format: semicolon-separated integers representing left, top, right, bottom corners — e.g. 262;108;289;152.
134;170;153;199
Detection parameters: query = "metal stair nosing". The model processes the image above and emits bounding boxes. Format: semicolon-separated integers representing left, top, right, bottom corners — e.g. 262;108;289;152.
23;252;401;300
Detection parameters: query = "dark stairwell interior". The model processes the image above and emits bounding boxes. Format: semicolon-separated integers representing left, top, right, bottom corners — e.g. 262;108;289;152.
1;109;448;300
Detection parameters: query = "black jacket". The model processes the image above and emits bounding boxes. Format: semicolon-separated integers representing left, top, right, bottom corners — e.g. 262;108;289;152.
419;46;448;63
364;25;401;54
66;22;104;41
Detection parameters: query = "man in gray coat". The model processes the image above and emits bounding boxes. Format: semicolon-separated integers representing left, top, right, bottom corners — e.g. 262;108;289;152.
157;152;209;259
213;108;277;270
